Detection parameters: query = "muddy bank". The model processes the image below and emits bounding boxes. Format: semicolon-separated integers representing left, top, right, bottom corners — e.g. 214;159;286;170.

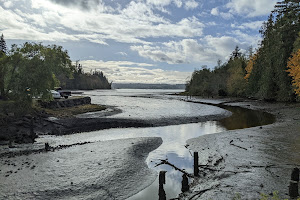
0;137;163;200
52;112;231;136
179;98;300;200
0;110;231;145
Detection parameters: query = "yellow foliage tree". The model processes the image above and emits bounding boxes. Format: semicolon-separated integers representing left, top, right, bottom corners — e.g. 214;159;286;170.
244;54;257;81
287;49;300;95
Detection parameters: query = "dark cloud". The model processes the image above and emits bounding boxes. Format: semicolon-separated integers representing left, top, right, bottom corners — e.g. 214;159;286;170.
49;0;102;10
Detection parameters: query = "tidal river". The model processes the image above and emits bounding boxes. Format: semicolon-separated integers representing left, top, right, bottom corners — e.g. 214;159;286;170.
0;89;275;200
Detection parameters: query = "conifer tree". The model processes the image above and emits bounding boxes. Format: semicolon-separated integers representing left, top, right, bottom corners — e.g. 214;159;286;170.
0;34;7;54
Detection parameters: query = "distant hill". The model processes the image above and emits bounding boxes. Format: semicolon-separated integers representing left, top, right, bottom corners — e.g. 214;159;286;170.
112;83;185;90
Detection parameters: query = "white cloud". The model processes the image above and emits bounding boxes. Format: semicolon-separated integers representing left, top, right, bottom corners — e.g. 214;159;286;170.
146;0;172;7
131;38;219;65
184;0;199;10
211;7;219;16
0;6;78;42
230;30;261;47
226;0;277;17
220;12;233;20
210;7;233;20
131;32;259;66
116;52;128;56
3;1;13;8
79;60;190;84
206;21;217;26
232;21;264;30
0;1;205;45
173;0;182;8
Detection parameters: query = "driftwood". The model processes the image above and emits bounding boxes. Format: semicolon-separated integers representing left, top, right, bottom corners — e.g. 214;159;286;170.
198;165;250;174
229;140;247;150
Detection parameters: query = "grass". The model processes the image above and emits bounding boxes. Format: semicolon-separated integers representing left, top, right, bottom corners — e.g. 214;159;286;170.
39;104;106;118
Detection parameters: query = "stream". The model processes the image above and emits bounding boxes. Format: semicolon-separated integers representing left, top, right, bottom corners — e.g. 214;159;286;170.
0;89;275;200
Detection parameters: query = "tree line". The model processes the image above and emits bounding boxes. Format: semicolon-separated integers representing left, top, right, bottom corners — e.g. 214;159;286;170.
186;0;300;102
57;62;111;90
0;38;111;105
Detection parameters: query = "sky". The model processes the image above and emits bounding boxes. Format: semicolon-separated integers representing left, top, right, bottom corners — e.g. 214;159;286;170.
0;0;278;84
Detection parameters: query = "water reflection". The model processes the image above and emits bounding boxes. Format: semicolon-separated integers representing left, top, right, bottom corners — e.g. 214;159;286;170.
218;106;275;130
128;106;275;200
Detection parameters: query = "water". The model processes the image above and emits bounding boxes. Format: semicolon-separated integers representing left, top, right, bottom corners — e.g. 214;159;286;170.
0;89;275;200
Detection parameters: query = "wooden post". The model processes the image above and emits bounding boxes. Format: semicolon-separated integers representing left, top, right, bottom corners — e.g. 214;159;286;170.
181;174;189;192
45;143;50;151
8;139;13;148
289;168;299;198
159;171;166;185
158;171;166;200
194;152;199;176
291;168;299;182
30;118;36;142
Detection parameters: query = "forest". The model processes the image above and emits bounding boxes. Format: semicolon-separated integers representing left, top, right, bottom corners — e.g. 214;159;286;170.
186;0;300;102
57;62;111;90
0;39;111;104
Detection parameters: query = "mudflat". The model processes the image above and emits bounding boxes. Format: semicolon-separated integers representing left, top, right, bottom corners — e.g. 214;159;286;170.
179;98;300;200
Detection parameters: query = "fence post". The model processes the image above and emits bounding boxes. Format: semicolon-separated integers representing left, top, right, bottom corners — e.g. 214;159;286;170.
45;143;50;151
289;168;299;198
194;152;199;176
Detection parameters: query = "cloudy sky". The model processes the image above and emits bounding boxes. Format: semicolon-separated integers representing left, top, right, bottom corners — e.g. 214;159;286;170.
0;0;277;84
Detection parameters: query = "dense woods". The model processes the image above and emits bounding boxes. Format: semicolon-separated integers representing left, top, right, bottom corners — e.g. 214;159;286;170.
186;0;300;101
57;63;111;90
0;39;111;104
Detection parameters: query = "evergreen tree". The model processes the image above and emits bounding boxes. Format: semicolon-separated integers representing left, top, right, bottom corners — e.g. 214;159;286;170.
247;1;300;101
0;34;7;54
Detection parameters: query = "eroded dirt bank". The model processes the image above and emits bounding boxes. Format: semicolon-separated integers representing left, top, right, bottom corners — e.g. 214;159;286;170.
179;99;300;200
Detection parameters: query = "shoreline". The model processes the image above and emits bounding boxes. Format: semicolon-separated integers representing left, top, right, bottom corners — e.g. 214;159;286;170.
0;102;231;145
178;98;300;199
